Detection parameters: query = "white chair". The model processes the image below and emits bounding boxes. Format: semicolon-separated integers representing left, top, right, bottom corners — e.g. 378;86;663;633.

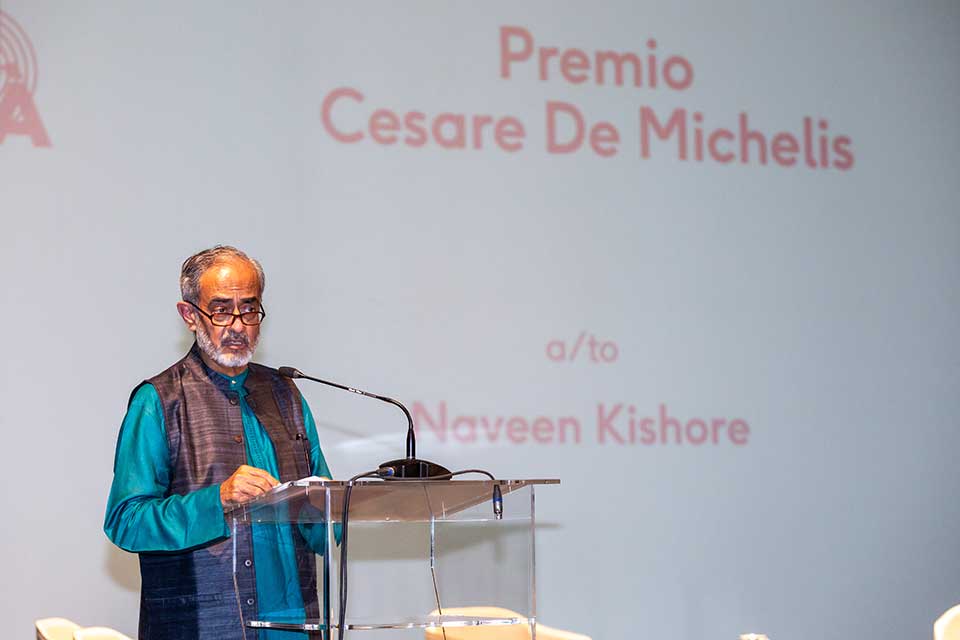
35;618;81;640
73;628;135;640
935;604;960;640
424;606;591;640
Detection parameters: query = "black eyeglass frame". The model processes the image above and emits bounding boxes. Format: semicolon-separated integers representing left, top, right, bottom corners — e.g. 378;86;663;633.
186;299;267;327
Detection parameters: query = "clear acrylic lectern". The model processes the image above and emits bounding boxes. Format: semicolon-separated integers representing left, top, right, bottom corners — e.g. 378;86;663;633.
228;478;558;638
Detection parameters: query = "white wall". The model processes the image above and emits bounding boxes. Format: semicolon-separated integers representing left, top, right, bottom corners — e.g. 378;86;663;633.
2;2;959;638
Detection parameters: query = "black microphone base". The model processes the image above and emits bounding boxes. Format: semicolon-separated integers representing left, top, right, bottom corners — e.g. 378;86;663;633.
378;458;452;479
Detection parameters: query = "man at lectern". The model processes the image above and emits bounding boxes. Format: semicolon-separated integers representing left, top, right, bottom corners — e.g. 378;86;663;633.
104;245;332;640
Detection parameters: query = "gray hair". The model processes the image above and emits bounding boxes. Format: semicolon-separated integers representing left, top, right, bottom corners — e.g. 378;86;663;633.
179;245;266;304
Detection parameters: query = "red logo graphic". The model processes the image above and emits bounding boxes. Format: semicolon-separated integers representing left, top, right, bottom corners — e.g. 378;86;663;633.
0;11;50;147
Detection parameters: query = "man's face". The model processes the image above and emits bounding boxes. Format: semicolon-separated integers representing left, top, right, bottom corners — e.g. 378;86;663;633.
179;257;262;373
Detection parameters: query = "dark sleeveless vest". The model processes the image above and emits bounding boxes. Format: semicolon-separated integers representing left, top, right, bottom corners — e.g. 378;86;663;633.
135;345;319;640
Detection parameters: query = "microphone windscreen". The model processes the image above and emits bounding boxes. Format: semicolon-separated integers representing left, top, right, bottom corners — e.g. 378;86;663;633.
278;366;301;378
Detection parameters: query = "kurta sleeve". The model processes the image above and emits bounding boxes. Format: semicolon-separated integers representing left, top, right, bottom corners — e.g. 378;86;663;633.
303;397;332;479
299;397;341;552
104;383;230;552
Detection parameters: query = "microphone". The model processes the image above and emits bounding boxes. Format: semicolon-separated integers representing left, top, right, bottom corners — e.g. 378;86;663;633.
278;366;451;479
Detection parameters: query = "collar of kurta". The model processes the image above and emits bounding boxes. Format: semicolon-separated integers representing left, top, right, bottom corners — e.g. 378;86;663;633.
188;341;250;397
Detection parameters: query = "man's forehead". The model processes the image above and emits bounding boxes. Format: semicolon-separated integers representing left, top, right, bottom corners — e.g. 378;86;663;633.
198;259;261;299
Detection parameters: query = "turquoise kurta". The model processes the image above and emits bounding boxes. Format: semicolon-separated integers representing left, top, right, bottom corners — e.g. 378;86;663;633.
105;370;331;639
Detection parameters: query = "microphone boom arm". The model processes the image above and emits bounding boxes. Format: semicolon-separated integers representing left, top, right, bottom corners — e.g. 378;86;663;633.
278;366;444;476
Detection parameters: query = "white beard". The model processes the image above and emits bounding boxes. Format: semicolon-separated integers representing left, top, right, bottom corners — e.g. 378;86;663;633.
195;321;259;369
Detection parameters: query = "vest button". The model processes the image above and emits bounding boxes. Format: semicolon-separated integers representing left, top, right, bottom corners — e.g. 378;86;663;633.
246;598;255;606
229;397;239;406
234;435;243;444
244;559;252;567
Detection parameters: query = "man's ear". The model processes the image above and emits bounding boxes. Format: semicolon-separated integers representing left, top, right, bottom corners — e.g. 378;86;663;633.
176;301;199;332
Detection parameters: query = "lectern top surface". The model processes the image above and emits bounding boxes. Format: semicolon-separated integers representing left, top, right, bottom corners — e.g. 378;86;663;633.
228;478;559;523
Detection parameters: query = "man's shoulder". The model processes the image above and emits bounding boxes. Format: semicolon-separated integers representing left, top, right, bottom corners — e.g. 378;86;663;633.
127;379;162;411
143;351;193;385
130;351;197;408
125;353;185;405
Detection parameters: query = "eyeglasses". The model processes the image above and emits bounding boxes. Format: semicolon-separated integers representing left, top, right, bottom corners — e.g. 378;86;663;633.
186;300;267;326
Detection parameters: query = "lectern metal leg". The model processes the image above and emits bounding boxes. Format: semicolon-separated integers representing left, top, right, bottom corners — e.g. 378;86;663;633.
323;487;332;640
531;486;537;640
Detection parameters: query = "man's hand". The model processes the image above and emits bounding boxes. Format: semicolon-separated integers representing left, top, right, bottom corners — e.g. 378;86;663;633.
220;465;279;508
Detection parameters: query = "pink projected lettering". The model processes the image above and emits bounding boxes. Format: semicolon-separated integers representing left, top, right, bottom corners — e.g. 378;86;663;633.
640;108;855;170
413;401;583;445
597;404;749;446
546;101;620;156
318;25;856;171
321;86;526;152
499;26;693;91
321;87;363;143
771;132;799;166
412;401;750;447
546;331;619;363
0;11;51;147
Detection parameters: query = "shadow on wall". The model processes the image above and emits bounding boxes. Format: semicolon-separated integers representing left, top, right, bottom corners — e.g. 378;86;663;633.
103;542;140;592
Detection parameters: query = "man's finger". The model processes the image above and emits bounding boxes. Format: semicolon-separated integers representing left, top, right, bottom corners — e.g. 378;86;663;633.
229;482;256;500
246;472;279;494
233;483;265;502
239;466;280;486
243;474;275;495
